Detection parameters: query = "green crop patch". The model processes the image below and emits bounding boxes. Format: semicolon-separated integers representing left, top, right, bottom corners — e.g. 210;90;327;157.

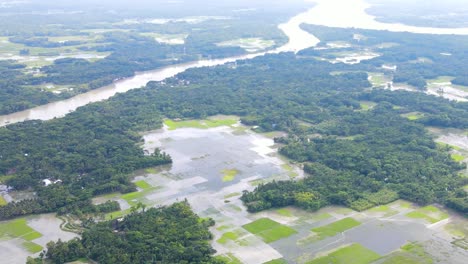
217;231;240;244
311;217;361;240
264;259;288;264
276;208;293;217
451;153;465;162
243;218;297;243
222;169;240;182
0;196;7;206
306;243;380;264
164;118;238;130
405;205;449;224
134;180;152;190
215;253;242;264
22;241;43;253
0;218;42;241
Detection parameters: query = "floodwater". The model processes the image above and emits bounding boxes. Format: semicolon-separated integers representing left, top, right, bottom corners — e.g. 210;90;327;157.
303;0;468;35
129;125;302;263
0;214;77;264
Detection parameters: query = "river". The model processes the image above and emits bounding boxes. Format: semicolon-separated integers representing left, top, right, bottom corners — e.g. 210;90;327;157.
2;0;468;127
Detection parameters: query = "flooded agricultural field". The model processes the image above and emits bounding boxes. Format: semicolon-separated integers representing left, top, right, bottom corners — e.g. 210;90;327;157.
94;120;468;264
0;214;77;264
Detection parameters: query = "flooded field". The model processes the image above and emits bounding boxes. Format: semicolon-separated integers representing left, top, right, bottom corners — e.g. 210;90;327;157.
0;214;77;264
92;121;468;264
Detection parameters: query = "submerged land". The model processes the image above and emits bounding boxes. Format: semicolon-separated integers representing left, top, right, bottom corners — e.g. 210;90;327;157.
0;0;468;263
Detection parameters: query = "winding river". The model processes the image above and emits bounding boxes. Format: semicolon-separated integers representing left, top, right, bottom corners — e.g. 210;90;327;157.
2;0;468;127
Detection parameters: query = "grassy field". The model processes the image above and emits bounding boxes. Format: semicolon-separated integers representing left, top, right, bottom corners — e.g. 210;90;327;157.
405;205;449;224
311;217;361;240
263;259;288;264
243;218;297;243
281;163;299;178
217;231;241;244
222;169;239;182
0;196;6;206
311;213;332;221
306;243;380;264
367;72;389;87
276;208;293;217
367;205;398;217
22;241;43;253
134;180;152;189
0;218;42;241
164;117;238;130
214;253;242;264
401;112;425;121
451;153;465;162
381;255;421;264
359;101;377;111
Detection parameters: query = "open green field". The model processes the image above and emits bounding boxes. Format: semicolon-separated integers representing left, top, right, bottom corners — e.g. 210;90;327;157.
367;72;389;87
222;169;239;182
401;112;425;121
359;101;377;111
134;180;152;189
281;163;299;178
276;208;293;217
0;196;7;206
217;230;242;244
164;117;238;130
0;218;42;241
263;259;288;264
306;243;380;264
243;218;297;243
451;153;465;162
311;217;361;240
215;253;242;264
120;186;159;206
367;205;398;217
405;205;449;224
22;241;43;253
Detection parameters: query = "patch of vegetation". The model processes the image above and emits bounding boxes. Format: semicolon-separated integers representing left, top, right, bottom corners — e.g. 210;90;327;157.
263;259;288;264
0;196;6;206
444;223;466;238
224;192;241;199
144;168;158;174
359;101;377;111
164;118;238;130
402;112;425;121
222;169;240;182
281;163;299;178
399;242;433;263
451;153;465;162
311;213;332;221
243;217;297;243
134;180;152;190
367;205;398;217
306;243;380;264
276;208;293;217
214;253;242;264
311;217;361;240
0;218;42;241
22;241;43;253
217;231;240;244
37;202;221;264
405;205;449;224
381;255;421;264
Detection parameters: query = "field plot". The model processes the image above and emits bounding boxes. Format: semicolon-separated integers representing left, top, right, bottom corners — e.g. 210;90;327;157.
405;205;449;224
306;243;380;264
243;218;297;243
311;217;361;240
